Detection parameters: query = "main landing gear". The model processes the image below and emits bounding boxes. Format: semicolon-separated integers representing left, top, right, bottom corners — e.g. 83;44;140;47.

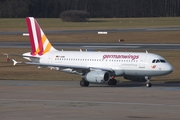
108;76;117;85
145;76;152;87
80;78;89;87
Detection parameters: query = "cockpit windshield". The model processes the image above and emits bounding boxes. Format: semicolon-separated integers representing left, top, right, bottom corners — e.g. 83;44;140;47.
152;59;166;63
160;59;166;63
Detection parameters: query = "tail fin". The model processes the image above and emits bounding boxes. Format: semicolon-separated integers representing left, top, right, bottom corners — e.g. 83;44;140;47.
26;17;56;56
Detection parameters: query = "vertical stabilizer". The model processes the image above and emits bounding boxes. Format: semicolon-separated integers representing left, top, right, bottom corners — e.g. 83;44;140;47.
26;17;56;56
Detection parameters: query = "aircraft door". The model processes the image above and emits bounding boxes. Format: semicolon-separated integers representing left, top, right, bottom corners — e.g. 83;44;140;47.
139;55;146;68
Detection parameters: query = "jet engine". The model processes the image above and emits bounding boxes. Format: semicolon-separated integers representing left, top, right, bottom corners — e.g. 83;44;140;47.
84;71;110;83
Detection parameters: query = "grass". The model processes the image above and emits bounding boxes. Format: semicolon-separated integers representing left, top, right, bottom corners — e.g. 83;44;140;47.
1;31;180;44
0;17;180;82
0;17;180;31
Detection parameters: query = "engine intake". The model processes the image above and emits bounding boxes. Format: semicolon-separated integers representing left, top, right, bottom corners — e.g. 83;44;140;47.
85;71;110;83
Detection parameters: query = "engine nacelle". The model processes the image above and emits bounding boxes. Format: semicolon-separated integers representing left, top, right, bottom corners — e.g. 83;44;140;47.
84;71;110;83
124;76;146;82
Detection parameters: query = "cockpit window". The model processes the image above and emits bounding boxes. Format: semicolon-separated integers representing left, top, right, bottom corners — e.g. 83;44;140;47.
156;59;160;63
160;59;166;63
152;60;156;63
152;59;166;63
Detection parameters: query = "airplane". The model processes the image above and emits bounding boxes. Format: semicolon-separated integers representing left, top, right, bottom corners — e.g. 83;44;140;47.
12;17;173;87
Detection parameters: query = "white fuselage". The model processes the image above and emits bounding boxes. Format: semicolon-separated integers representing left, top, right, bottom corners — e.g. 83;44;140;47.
24;50;173;78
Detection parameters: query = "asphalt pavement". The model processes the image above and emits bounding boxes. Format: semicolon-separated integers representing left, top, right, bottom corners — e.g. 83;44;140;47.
0;80;180;120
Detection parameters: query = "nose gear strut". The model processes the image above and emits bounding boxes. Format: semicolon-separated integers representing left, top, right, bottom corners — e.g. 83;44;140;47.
145;76;152;87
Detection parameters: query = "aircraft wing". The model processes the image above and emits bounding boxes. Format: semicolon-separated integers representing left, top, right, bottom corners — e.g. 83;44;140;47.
25;62;114;71
13;60;114;73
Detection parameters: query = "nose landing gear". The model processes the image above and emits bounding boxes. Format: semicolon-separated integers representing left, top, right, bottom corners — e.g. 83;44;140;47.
145;76;152;87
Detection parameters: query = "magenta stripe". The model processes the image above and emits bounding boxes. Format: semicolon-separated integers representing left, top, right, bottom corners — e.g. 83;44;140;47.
26;17;36;55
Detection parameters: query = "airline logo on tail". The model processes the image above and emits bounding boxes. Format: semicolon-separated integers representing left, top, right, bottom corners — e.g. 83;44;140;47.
26;17;55;56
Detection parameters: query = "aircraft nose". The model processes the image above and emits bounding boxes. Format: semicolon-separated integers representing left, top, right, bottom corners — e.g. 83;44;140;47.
166;63;173;74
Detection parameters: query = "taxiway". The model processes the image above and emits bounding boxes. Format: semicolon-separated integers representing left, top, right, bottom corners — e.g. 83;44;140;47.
0;80;180;120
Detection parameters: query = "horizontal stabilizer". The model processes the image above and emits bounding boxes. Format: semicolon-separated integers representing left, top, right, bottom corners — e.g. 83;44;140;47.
12;59;22;66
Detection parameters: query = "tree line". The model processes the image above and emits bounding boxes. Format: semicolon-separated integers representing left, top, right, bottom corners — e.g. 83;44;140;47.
0;0;180;18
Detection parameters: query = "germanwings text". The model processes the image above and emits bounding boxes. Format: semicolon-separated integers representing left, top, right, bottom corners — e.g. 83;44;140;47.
103;54;139;60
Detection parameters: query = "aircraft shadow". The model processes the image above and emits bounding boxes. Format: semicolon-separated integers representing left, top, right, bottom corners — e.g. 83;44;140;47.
88;82;180;88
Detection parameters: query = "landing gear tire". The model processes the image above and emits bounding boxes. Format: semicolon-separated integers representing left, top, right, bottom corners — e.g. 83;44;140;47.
108;79;117;85
80;80;89;87
146;83;152;87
